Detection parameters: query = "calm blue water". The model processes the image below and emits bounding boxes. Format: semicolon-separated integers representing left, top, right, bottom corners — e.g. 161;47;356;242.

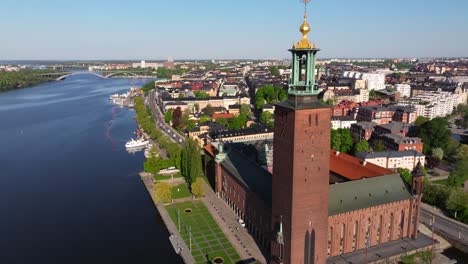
0;75;182;263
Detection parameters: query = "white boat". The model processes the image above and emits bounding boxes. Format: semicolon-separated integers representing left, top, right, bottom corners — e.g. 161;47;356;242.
110;94;119;99
125;138;149;149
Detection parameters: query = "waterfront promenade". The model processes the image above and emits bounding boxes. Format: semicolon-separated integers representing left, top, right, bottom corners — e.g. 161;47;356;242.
139;172;196;264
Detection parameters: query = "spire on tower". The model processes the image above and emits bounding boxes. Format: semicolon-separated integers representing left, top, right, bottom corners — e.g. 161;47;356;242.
294;0;316;49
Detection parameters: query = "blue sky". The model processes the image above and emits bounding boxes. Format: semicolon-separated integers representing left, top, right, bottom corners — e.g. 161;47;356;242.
1;0;467;60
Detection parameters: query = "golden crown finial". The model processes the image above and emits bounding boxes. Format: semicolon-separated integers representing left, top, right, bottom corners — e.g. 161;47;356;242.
294;0;315;49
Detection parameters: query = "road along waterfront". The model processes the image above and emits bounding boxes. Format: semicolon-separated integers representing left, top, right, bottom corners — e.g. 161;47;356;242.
0;75;182;264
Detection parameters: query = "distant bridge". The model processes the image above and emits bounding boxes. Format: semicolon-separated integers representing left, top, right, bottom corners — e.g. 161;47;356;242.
39;71;155;81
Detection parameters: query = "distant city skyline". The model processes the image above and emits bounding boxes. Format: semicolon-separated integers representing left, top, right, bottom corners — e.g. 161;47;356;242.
1;0;467;60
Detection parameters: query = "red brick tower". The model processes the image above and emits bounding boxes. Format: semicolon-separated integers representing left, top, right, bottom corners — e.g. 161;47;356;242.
409;161;424;239
271;2;331;263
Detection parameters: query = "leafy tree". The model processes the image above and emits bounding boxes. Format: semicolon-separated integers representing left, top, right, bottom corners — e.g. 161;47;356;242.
191;177;205;198
181;139;203;184
179;109;190;130
422;182;451;209
172;107;182;128
194;103;200;113
448;157;468;187
186;120;196;131
228;114;247;130
417;117;451;154
446;189;468;219
0;69;66;92
369;89;376;98
141;81;155;95
260;111;274;128
240;104;252;117
330;129;341;150
457;144;468;158
414;116;430;127
353;140;369;154
255;85;287;109
339;129;353;153
373;139;386;152
194;91;210;99
455;119;463;128
431;147;444;161
154;182;172;203
445;139;460;160
164;108;173;124
215;117;229;127
398;168;412;186
269;66;280;77
199;115;212;123
203;104;215;116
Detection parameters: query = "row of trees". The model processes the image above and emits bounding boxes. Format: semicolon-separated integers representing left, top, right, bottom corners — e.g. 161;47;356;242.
154;177;205;203
330;129;370;154
255;85;287;110
134;97;206;201
398;167;467;224
454;104;468;129
0;69;62;92
134;97;181;172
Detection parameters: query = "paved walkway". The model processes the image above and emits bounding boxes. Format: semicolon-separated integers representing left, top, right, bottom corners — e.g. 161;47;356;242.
201;181;267;264
420;203;468;245
139;173;196;264
327;234;434;264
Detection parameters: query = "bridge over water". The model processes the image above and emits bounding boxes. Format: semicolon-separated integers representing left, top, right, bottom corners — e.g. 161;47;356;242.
39;71;156;81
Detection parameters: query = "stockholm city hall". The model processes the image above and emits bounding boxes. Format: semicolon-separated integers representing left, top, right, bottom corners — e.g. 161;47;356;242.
206;1;426;264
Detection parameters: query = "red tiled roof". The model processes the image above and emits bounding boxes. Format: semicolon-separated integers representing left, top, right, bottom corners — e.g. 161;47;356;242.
205;144;394;181
330;150;394;180
212;113;233;119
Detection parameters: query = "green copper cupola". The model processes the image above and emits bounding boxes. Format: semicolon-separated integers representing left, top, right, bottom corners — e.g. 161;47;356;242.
288;1;320;96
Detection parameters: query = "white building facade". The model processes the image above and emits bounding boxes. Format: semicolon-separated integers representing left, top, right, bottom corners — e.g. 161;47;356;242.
395;84;411;98
343;71;386;91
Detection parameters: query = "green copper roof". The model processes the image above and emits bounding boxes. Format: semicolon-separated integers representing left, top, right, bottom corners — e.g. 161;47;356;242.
328;174;413;216
220;148;272;206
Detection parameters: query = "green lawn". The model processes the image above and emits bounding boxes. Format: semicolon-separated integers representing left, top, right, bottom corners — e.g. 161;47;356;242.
166;201;242;264
154;172;183;181
172;184;191;199
432;179;449;185
400;250;432;264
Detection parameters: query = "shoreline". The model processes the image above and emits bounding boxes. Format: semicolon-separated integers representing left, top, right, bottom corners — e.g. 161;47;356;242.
138;172;196;264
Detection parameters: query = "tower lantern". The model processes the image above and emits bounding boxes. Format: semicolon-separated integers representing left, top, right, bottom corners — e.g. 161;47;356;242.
288;0;320;96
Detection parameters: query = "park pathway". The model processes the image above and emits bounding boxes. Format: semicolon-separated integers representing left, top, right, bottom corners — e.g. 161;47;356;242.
139;172;196;264
201;181;267;263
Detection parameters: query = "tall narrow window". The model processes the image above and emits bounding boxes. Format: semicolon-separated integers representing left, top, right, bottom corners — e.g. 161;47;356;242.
339;223;345;253
308;114;312;127
377;215;382;244
388;213;393;241
315;114;319;126
352;220;358;251
327;226;333;256
400;210;405;238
